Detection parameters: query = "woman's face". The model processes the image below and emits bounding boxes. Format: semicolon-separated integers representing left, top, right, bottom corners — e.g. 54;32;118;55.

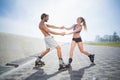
77;17;82;24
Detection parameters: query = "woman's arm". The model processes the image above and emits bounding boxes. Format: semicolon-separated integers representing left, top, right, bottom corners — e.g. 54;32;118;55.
66;25;82;35
65;24;75;30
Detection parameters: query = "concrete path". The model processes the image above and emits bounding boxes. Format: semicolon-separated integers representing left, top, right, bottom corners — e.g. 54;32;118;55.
0;43;120;80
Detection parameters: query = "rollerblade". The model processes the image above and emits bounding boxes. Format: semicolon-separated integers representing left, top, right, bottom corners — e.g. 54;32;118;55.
35;57;45;67
58;64;67;71
88;54;95;63
65;58;72;70
66;64;72;70
66;64;71;69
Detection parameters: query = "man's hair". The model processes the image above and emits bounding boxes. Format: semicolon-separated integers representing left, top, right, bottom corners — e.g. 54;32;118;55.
41;13;48;20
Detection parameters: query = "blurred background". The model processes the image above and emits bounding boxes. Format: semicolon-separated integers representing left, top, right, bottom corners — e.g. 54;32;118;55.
0;0;120;42
0;0;120;65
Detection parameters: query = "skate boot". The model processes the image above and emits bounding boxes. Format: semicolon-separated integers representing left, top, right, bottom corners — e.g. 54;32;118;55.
35;57;45;67
58;65;67;71
66;63;71;68
58;64;67;71
66;64;72;70
88;54;95;63
35;60;45;67
65;63;72;71
66;58;72;69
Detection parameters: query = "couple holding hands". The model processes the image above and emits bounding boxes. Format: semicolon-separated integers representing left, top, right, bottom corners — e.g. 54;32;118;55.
35;13;95;71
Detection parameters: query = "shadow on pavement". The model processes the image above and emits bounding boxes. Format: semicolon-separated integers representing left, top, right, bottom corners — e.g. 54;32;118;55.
68;63;95;80
25;67;63;80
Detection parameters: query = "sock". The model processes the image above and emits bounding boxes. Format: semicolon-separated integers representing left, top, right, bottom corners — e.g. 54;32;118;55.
59;58;64;65
88;54;92;57
69;58;72;64
38;56;42;59
36;56;42;62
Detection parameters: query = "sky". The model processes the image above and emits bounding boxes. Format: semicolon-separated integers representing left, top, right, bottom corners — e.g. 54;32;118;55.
0;0;120;42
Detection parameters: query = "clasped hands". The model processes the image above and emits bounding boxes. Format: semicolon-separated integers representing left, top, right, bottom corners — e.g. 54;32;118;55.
59;26;70;36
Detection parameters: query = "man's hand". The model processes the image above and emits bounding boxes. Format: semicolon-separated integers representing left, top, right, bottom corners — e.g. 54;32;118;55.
60;32;65;36
60;26;65;29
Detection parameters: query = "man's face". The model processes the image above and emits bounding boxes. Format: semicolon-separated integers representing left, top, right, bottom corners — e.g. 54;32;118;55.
44;16;49;22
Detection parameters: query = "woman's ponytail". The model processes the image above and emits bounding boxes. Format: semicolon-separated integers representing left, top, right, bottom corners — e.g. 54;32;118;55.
80;17;87;31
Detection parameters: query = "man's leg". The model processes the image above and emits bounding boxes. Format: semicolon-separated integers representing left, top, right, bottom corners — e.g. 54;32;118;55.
56;45;62;58
56;45;66;70
39;48;50;58
36;48;50;61
56;45;63;64
35;48;50;66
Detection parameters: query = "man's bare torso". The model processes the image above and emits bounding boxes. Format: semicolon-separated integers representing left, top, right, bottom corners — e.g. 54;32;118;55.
39;21;50;37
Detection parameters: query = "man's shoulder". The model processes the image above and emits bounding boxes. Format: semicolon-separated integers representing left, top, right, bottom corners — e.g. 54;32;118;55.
39;24;48;31
39;22;45;27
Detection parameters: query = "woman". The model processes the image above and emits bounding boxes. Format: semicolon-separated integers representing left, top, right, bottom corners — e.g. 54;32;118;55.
65;17;95;67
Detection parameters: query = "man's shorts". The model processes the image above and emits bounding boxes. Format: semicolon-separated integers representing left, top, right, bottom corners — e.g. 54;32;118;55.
44;35;58;49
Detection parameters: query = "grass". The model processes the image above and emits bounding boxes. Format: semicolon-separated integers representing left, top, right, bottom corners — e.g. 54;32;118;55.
84;42;120;47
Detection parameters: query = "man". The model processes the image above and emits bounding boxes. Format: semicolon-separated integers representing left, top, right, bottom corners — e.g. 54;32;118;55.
35;13;66;70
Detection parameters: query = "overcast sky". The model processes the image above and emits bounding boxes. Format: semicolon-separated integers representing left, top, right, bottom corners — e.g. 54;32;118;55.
0;0;120;42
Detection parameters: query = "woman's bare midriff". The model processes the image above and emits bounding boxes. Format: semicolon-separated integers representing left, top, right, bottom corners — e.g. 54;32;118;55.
73;33;81;38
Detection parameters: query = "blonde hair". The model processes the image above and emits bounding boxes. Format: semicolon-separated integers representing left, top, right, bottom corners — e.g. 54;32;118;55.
80;17;87;31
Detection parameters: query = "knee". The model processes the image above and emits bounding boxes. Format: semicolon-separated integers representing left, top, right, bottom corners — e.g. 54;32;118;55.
56;45;61;50
80;49;84;53
46;48;50;52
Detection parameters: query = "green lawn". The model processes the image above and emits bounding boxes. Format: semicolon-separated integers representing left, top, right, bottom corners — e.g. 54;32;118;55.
84;42;120;47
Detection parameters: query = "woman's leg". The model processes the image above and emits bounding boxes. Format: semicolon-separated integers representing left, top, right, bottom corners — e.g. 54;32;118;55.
68;41;76;65
69;41;76;58
77;42;95;63
77;42;90;56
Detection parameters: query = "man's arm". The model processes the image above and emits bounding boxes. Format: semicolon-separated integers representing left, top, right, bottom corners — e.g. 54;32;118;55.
46;24;64;29
43;25;65;36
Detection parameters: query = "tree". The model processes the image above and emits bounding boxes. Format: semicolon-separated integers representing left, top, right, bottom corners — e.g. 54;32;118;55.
112;32;120;42
95;32;120;42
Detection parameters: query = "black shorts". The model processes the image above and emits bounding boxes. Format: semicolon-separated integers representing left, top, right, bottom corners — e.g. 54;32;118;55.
72;37;82;43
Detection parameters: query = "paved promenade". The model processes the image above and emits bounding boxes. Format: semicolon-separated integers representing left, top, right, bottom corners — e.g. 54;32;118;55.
0;43;120;80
